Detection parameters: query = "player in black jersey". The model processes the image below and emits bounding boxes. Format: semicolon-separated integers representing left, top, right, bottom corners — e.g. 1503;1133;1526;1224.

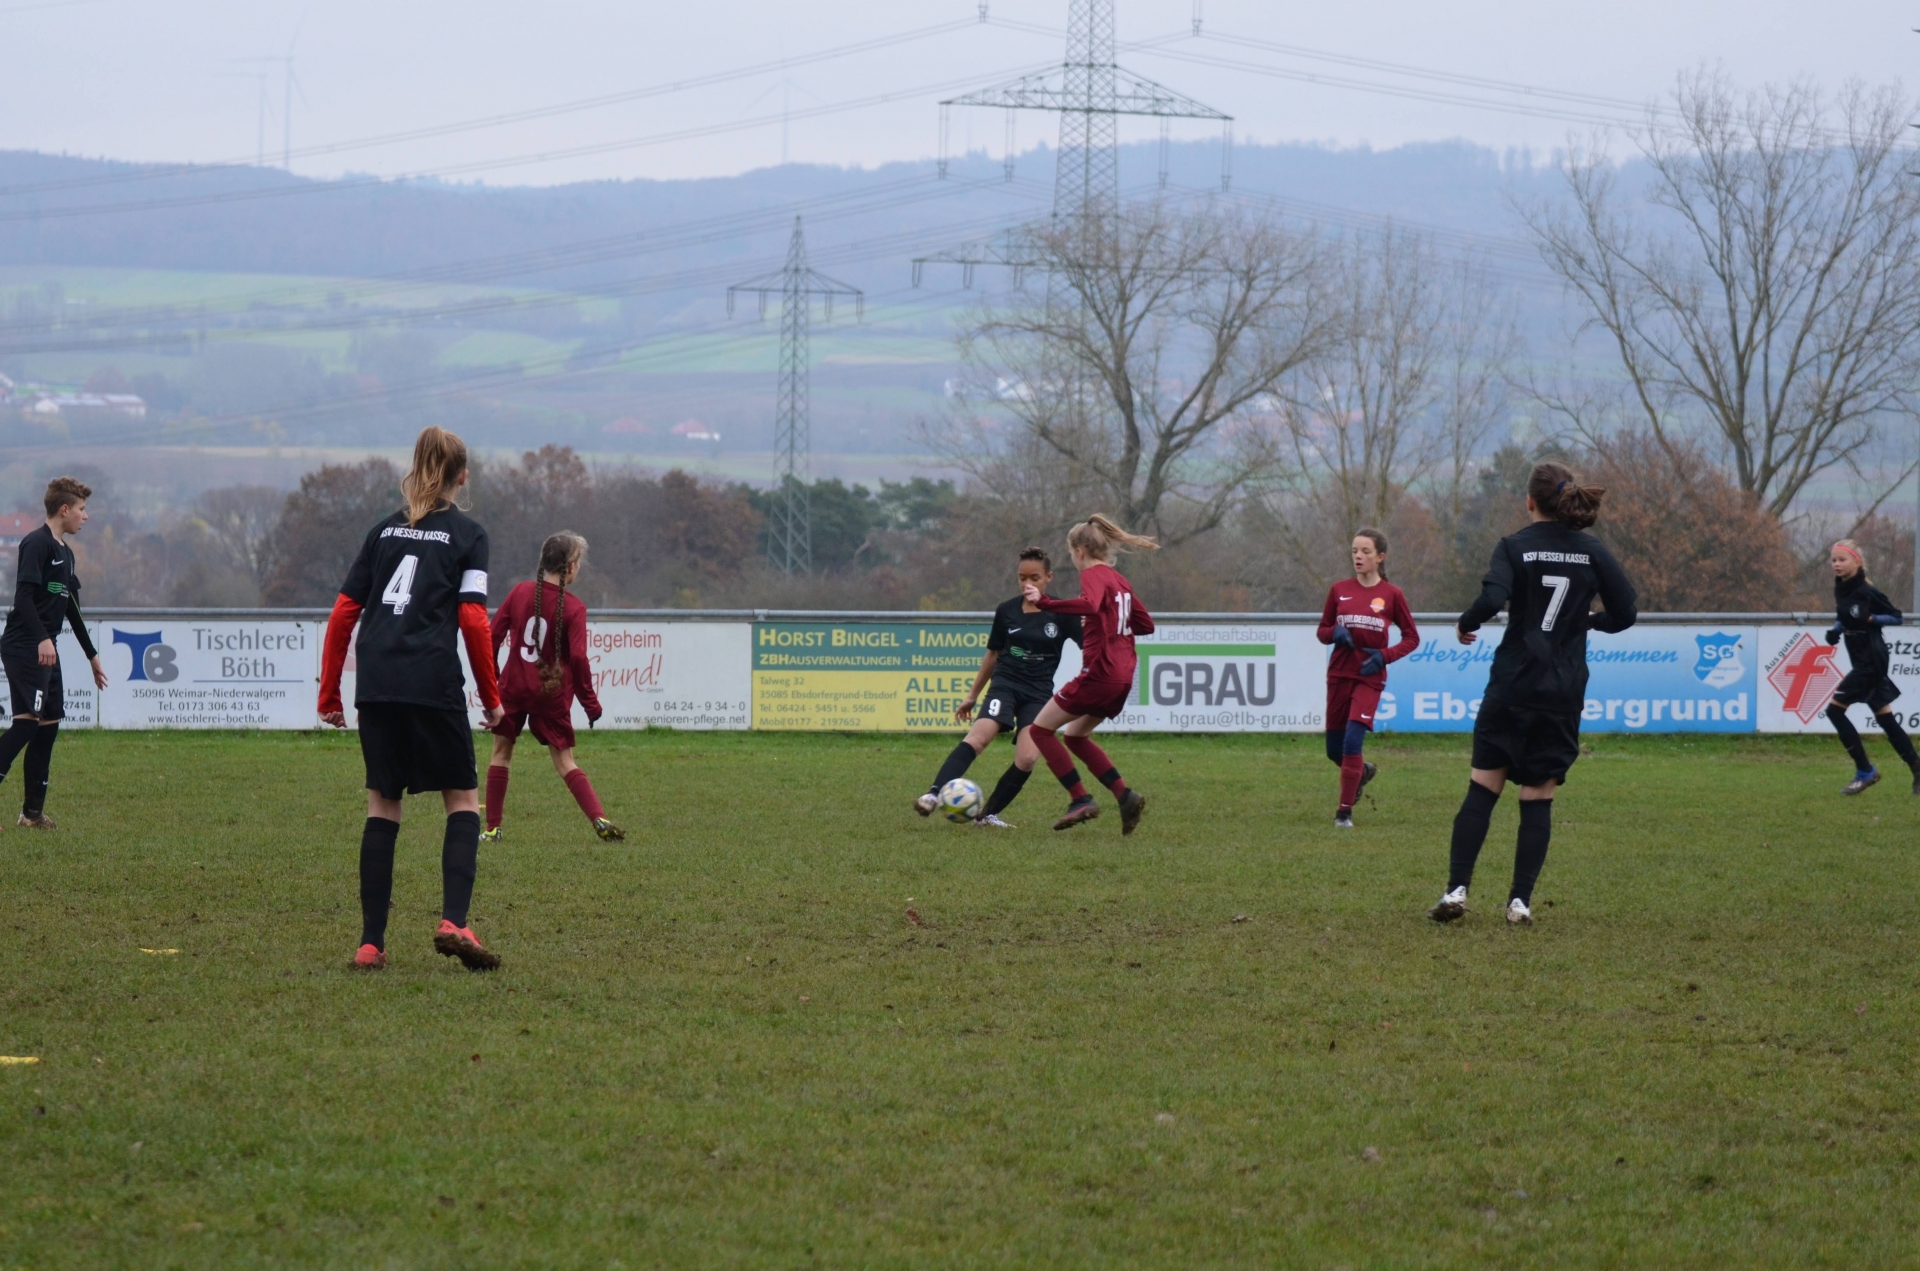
1429;461;1637;927
0;477;108;828
912;547;1082;828
1820;539;1918;795
318;428;505;971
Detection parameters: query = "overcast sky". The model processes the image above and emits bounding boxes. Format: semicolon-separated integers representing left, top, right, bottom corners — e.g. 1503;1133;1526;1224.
4;0;1915;185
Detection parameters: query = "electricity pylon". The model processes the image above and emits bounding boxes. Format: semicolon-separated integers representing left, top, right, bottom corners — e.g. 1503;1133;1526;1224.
728;217;863;575
916;0;1230;286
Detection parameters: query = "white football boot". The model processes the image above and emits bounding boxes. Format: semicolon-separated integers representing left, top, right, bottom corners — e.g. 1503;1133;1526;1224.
1506;898;1534;926
913;792;938;817
975;813;1015;829
1428;886;1468;923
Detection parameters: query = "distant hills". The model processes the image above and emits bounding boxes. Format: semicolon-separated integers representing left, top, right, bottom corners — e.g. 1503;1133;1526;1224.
0;140;1577;459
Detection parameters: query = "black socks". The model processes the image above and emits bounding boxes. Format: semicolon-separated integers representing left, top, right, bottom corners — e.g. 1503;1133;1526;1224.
441;811;482;928
0;717;38;779
359;817;400;951
361;810;483;947
983;764;1031;817
1879;712;1920;770
1447;781;1501;892
1512;799;1553;905
20;723;56;817
931;741;980;793
1829;704;1871;771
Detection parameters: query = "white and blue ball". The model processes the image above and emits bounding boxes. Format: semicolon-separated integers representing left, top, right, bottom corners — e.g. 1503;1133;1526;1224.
937;777;984;823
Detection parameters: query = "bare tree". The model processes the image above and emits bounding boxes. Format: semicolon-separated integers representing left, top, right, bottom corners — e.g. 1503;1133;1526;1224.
1263;229;1517;592
1523;72;1920;517
189;485;285;594
940;201;1332;542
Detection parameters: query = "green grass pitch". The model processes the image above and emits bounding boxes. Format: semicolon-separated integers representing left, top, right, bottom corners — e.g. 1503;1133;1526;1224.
2;730;1917;1267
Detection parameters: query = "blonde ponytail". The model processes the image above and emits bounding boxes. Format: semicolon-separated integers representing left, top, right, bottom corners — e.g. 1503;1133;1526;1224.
1067;513;1159;564
401;426;469;526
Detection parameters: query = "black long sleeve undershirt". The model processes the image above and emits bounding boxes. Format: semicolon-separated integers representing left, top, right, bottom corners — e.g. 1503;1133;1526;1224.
66;596;95;659
11;581;46;645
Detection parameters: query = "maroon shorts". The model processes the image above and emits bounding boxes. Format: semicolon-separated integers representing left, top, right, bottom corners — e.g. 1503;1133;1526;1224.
492;705;576;749
1326;678;1382;732
1053;673;1134;722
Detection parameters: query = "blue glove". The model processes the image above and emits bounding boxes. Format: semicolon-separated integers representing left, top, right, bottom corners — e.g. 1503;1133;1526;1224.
1332;624;1354;649
1825;623;1844;645
1359;649;1385;677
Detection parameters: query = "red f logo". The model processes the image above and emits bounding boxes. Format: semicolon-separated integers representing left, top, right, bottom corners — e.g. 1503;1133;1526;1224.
1766;633;1842;722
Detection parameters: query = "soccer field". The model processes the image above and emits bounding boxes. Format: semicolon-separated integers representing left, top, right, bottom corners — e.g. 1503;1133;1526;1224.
2;730;1915;1268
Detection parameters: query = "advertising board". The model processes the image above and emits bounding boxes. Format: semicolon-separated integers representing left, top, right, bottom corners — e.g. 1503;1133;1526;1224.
341;619;754;732
90;619;318;728
574;621;751;731
4;612;1889;735
1756;624;1920;736
1381;624;1759;733
752;621;989;731
1069;622;1327;732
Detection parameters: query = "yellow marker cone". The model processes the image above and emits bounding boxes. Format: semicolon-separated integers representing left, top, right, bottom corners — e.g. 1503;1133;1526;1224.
0;1056;41;1065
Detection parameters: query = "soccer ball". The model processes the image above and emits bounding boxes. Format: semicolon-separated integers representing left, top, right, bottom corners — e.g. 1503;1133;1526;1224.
937;777;983;823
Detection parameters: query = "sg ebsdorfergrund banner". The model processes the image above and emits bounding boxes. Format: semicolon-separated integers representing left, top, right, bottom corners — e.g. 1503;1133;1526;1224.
1382;624;1759;734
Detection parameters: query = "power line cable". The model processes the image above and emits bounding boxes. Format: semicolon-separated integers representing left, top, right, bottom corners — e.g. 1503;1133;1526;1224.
0;58;1064;226
0;15;996;200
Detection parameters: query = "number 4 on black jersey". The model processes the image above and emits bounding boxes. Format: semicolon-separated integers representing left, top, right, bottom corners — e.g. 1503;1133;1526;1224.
339;506;490;710
1459;521;1638;711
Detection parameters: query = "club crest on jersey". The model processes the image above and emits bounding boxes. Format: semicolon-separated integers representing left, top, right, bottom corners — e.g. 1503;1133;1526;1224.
1692;632;1744;688
1369;596;1386;613
1043;621;1058;639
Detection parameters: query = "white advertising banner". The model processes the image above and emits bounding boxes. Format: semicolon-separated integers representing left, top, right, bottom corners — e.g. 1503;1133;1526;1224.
571;621;751;731
343;619;754;733
95;618;318;728
1051;621;1328;732
1755;624;1920;735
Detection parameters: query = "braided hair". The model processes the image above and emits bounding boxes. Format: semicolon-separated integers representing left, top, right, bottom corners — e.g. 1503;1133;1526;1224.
531;532;588;697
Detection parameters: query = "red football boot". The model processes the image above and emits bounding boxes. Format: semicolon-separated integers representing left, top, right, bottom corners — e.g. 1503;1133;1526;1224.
353;943;387;970
433;920;500;971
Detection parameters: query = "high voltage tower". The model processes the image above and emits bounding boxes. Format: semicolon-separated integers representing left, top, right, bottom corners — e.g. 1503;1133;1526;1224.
728;217;862;575
917;0;1230;286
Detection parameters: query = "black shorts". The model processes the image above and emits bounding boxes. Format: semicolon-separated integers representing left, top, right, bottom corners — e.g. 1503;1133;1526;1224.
357;703;478;799
1471;698;1582;788
1833;669;1900;713
2;652;61;721
980;685;1048;733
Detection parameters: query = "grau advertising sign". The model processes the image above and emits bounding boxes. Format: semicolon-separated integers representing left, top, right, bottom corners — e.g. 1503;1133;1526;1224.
1053;623;1327;733
1379;625;1759;733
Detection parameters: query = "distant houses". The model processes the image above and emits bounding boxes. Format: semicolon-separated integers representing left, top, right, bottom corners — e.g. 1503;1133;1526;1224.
27;392;146;418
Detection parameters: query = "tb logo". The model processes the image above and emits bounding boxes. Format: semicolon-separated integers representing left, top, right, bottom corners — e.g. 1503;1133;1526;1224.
112;629;179;682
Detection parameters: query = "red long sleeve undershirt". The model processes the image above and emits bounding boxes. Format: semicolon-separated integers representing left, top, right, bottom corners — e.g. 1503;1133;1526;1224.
317;594;500;716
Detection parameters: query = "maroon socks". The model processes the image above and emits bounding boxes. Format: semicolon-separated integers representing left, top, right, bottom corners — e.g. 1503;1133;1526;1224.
1029;726;1090;801
564;768;604;821
484;764;510;831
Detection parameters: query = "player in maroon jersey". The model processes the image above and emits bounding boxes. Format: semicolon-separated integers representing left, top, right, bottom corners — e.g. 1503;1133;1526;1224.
484;531;624;844
1316;527;1419;828
1022;514;1158;833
